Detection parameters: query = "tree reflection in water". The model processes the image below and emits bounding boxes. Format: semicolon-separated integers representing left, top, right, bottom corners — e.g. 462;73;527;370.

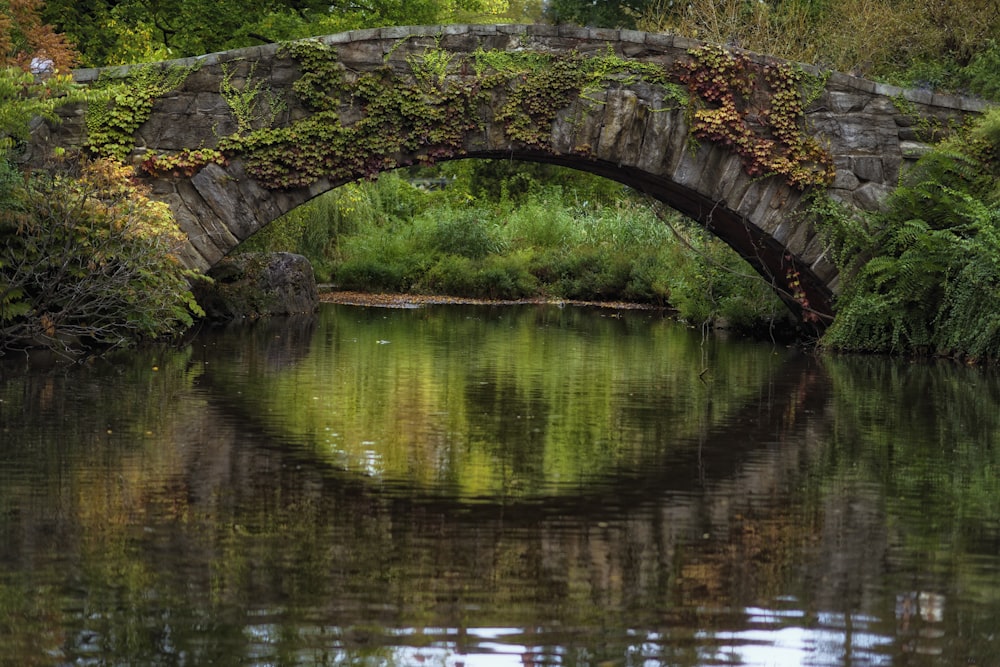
0;304;999;665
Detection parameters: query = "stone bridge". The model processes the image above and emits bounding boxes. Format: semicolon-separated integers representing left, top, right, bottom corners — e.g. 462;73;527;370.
27;24;988;323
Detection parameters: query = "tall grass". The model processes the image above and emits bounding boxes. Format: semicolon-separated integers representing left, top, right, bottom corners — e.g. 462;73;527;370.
244;163;789;330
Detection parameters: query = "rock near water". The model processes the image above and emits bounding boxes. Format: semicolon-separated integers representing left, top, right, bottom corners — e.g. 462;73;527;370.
193;252;318;321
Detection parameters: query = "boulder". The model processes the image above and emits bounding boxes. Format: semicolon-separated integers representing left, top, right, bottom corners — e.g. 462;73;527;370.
194;252;319;321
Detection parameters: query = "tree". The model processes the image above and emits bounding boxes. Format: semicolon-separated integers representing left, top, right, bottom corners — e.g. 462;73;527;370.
0;0;75;71
545;0;653;28
43;0;519;66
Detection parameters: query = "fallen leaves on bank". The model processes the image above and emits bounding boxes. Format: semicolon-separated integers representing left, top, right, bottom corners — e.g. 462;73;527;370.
318;290;669;311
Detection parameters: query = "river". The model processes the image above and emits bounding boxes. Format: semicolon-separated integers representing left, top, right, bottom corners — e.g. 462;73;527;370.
1;302;998;666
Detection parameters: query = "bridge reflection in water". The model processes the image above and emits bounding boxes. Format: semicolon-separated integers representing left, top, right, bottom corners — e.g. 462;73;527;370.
0;303;996;664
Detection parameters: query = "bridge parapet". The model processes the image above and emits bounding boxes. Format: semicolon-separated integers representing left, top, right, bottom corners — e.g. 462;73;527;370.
26;24;989;323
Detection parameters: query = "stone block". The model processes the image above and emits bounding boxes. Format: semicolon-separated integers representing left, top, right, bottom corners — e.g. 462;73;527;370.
863;96;897;114
957;95;989;112
715;156;754;208
176;240;212;272
525;24;558;37
557;25;590;39
597;89;638;161
183;67;224;94
348;28;380;42
769;219;791;243
497;24;528;34
589;28;620;41
169;194;229;264
644;32;674;50
151;94;194;116
832;168;860;190
826;116;886;152
796;231;828;267
900;140;933;159
826;91;869;114
337;40;387;66
73;68;100;83
655;107;691;175
672;142;714;191
380;26;413;40
672;35;701;51
191;163;259;241
851;156;884;182
900;88;933;105
438;33;479;53
783;218;816;258
852;182;893;212
619;29;645;44
319;32;352;45
635;104;678;173
873;82;904;99
270;62;302;86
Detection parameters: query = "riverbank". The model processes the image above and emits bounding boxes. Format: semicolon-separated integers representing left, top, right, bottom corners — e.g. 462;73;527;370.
318;289;671;311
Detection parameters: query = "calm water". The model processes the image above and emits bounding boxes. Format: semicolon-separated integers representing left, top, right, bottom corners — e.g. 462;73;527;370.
1;303;999;666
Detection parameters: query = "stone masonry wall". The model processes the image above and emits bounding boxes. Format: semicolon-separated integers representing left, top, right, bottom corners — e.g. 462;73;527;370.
26;24;989;322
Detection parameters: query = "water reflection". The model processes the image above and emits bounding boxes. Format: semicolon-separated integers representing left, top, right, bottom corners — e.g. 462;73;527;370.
1;304;999;665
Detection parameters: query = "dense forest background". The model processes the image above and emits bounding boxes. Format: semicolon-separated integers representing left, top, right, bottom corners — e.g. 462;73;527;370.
2;0;1000;357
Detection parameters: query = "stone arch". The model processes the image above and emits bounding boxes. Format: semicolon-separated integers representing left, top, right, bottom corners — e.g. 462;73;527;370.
29;24;987;326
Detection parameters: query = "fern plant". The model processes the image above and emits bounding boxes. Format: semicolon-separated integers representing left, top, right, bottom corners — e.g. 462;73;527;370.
822;121;1000;361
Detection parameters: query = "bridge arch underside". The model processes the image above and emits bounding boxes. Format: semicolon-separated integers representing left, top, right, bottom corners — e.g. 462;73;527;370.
170;145;837;326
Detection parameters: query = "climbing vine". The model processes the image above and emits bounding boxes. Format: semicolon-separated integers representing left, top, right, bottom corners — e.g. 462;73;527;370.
85;63;198;161
675;45;834;190
81;38;834;196
219;40;686;190
139;147;227;177
219;42;484;188
219;61;287;136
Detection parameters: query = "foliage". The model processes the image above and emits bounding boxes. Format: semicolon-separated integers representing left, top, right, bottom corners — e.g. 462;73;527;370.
675;44;834;189
639;0;1000;98
0;156;203;354
222;41;682;190
820;108;1000;360
0;64;81;152
960;41;1000;101
139;147;227;177
42;0;520;67
220;41;484;188
85;62;197;160
0;0;76;72
253;165;787;328
490;46;679;149
545;0;652;29
219;60;286;136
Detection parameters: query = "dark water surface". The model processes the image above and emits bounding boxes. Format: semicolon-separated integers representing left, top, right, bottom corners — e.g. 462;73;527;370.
2;303;999;666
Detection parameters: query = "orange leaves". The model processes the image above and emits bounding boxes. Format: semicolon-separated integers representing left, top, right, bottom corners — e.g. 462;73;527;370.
0;0;77;73
676;45;834;190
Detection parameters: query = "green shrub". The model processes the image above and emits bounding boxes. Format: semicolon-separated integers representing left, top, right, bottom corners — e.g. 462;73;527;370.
820;109;1000;360
414;207;505;259
502;190;585;249
420;253;537;299
961;41;1000;101
0;157;202;353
